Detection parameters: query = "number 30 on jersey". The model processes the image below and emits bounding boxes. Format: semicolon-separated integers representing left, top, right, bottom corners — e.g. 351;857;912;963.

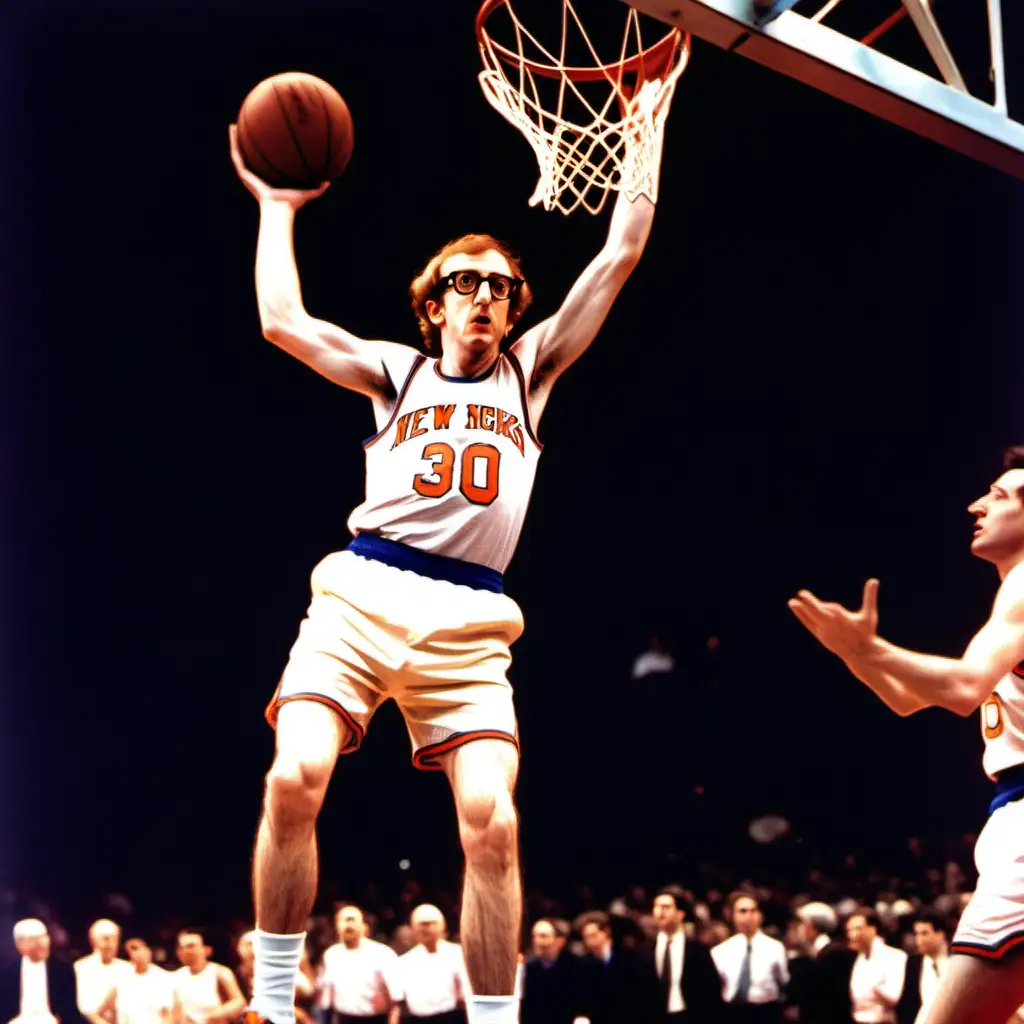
413;442;500;506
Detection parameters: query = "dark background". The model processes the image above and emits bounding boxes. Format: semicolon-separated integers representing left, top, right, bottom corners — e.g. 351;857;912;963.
1;0;1022;924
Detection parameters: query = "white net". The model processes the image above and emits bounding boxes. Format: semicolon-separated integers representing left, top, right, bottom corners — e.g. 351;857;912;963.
477;1;688;215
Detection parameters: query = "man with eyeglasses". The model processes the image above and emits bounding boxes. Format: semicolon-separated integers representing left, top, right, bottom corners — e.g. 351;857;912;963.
228;79;671;1024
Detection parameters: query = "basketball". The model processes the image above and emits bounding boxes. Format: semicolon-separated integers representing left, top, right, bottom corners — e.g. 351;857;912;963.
236;72;354;189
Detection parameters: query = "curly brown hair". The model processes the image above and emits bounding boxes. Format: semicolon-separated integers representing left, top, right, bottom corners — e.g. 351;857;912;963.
409;234;533;352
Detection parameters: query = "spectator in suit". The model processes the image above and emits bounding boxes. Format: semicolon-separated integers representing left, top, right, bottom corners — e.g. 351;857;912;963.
521;919;584;1024
789;903;855;1024
576;911;659;1024
650;886;722;1022
712;893;788;1023
896;911;950;1024
846;908;906;1024
0;919;83;1024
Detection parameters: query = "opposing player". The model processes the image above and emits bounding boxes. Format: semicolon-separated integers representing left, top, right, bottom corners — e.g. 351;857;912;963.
789;446;1024;1024
228;77;672;1024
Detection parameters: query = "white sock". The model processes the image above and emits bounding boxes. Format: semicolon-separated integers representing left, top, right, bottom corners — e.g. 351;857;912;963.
466;995;519;1023
251;929;305;1024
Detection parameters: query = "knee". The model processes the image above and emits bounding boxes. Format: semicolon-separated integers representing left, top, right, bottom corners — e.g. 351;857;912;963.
459;792;519;871
264;757;332;831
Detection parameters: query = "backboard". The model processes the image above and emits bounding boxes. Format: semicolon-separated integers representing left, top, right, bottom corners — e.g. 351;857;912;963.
621;0;1024;179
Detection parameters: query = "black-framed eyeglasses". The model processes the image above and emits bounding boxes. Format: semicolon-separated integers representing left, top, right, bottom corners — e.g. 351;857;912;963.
436;269;523;302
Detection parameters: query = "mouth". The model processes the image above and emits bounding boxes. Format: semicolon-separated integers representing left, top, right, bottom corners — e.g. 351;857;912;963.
471;314;492;328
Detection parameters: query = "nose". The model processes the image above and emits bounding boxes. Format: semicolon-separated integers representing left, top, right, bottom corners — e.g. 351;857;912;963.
475;279;493;304
968;499;985;517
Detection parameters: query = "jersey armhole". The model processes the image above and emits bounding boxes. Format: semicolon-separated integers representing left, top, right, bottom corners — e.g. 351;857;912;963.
505;351;543;450
362;354;427;449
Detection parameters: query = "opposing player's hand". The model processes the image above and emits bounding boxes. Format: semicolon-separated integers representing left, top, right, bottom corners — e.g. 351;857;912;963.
229;125;329;208
788;579;880;664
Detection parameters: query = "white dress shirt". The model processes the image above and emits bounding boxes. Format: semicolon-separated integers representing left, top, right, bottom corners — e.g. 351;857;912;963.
75;956;133;1019
712;931;789;1005
18;958;55;1024
914;953;948;1024
392;941;466;1017
116;966;174;1024
320;939;399;1017
654;930;687;1014
850;938;908;1023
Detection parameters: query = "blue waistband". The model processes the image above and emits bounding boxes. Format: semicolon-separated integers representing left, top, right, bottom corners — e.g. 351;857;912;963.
991;763;1024;814
347;533;503;594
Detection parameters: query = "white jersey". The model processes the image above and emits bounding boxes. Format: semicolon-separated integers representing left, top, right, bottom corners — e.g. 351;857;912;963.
982;662;1024;778
348;352;542;573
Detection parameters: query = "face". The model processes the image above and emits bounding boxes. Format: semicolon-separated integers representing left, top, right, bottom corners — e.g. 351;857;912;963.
732;898;761;937
532;921;564;961
126;941;152;969
411;910;444;948
336;907;365;942
16;934;50;963
237;934;254;962
968;470;1024;566
91;925;121;962
177;933;207;969
427;250;517;354
652;895;685;933
580;923;610;956
846;915;876;954
913;922;946;958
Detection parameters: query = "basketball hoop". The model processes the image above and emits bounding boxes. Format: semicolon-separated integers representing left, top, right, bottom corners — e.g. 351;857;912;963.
476;0;690;215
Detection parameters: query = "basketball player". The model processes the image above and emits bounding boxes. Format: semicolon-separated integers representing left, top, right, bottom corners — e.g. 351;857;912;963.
789;446;1024;1023
228;76;671;1024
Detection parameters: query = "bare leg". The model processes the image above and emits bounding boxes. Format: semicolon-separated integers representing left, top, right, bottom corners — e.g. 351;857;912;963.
442;739;521;996
924;949;1024;1024
254;701;348;933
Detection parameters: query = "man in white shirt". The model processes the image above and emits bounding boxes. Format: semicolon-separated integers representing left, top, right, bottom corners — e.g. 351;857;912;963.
652;886;722;1022
1;919;81;1024
895;911;949;1024
710;892;789;1021
845;908;907;1024
171;929;246;1024
99;940;173;1024
74;921;132;1024
392;905;466;1024
319;907;399;1024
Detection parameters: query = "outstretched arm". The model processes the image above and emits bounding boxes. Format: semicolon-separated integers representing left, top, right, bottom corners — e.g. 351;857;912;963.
790;567;1024;717
229;126;413;399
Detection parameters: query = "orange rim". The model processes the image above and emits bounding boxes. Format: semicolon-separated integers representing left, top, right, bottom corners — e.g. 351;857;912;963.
476;0;689;94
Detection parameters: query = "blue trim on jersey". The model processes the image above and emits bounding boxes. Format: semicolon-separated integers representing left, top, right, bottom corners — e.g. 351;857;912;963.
990;763;1024;814
434;357;500;383
347;532;503;593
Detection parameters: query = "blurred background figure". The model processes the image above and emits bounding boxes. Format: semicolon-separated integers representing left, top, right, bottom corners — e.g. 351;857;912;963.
845;908;906;1024
575;911;658;1024
712;892;788;1022
108;938;173;1024
650;886;722;1022
171;929;245;1024
392;905;466;1024
319;906;399;1024
896;911;950;1024
1;919;81;1024
788;903;854;1024
631;637;676;682
75;920;130;1024
521;919;584;1024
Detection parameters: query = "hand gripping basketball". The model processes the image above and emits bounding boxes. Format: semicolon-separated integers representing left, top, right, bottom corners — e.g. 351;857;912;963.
229;126;330;209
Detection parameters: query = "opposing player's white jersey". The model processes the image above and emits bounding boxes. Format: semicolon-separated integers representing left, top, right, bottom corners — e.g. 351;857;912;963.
347;351;542;573
981;662;1024;778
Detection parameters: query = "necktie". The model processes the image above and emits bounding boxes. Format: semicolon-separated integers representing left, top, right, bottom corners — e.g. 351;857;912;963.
735;940;753;1003
933;958;941;978
659;937;673;1010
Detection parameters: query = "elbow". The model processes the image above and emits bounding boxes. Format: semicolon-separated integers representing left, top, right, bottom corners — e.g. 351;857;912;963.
951;674;992;717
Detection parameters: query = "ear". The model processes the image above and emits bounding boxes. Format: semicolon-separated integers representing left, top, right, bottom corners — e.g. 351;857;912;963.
425;298;445;327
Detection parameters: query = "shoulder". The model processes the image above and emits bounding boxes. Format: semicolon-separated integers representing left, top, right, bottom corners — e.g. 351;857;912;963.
712;934;738;956
760;933;787;954
368;939;397;961
73;955;91;972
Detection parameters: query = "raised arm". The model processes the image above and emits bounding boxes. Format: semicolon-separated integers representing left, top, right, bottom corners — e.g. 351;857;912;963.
229;126;414;400
514;187;654;390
